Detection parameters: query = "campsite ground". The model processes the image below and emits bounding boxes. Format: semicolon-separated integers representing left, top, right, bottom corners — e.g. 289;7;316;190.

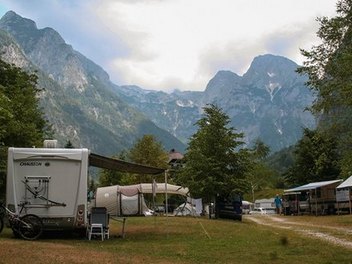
1;215;352;263
245;214;352;249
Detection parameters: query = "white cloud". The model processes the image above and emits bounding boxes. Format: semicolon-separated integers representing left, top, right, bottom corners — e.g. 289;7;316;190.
1;0;337;92
95;0;337;91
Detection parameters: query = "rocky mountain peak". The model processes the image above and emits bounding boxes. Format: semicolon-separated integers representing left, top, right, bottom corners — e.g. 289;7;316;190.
206;70;241;89
0;11;66;53
245;54;298;76
0;11;36;31
241;54;304;102
203;70;241;102
0;11;186;154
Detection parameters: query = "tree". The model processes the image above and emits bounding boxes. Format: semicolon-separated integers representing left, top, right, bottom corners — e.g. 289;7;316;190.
0;60;50;147
297;0;352;113
98;151;137;186
0;59;50;200
176;104;251;203
98;136;168;186
251;138;270;160
297;0;352;176
128;135;168;183
246;139;277;202
285;128;341;186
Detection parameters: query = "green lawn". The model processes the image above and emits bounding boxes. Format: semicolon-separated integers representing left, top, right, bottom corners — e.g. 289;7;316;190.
1;216;352;264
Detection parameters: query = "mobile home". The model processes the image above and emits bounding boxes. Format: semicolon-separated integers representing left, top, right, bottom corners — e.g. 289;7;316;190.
6;144;165;232
284;179;342;215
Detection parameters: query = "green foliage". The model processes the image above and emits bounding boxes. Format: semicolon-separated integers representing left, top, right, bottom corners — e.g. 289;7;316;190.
265;146;295;176
176;104;251;203
98;151;138;186
251;138;270;160
297;0;352;113
245;139;282;202
285;128;341;186
99;136;168;186
0;59;50;146
128;134;168;183
297;0;352;178
0;59;50;200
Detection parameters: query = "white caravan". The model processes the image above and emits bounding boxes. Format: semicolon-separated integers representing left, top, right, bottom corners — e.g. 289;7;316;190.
6;144;165;232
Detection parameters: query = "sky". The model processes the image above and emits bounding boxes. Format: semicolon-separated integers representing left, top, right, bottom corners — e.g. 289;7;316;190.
0;0;338;92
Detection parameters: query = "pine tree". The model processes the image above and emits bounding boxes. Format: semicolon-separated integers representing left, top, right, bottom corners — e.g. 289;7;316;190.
176;104;251;203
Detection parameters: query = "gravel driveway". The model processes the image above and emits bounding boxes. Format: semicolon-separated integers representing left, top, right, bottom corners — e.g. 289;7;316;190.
245;214;352;249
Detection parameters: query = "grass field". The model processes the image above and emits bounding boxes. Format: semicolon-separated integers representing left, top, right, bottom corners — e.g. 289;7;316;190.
1;215;352;264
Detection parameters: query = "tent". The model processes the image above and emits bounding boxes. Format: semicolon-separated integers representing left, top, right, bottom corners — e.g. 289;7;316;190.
336;175;352;214
95;183;190;216
174;203;199;216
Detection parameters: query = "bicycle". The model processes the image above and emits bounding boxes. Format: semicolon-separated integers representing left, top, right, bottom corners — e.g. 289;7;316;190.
0;203;43;240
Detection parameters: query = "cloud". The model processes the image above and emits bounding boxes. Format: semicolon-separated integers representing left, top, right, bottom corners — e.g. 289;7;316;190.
96;0;337;91
0;0;337;92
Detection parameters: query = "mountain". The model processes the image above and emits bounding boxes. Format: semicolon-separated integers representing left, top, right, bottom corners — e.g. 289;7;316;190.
0;11;315;154
114;55;316;152
0;11;186;155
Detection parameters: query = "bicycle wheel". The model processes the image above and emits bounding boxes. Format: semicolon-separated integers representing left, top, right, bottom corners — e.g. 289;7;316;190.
18;214;43;240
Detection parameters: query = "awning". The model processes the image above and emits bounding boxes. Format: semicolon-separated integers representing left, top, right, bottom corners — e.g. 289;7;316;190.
336;175;352;189
285;179;342;193
89;153;165;175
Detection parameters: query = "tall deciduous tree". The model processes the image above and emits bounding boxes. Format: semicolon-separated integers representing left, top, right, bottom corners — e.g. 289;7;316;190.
0;59;50;200
176;104;251;203
297;0;352;176
285;128;340;186
128;134;168;183
0;59;50;146
246;139;277;202
98;151;137;186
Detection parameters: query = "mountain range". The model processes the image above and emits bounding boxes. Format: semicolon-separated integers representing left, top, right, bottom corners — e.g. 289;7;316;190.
114;55;316;151
0;11;185;155
0;11;316;155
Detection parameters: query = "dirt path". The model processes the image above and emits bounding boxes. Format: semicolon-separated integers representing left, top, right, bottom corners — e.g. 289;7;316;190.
245;214;352;249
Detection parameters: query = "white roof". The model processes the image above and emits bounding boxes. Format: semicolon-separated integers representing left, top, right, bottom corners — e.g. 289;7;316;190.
285;179;342;193
97;183;189;197
336;176;352;189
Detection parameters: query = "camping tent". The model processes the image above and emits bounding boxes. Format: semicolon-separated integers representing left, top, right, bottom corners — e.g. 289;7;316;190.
174;203;199;216
95;183;190;216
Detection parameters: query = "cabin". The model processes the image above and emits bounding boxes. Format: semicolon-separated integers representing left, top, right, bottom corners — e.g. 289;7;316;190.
284;179;342;216
336;176;352;214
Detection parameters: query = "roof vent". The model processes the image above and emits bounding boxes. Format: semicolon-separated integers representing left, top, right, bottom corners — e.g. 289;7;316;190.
43;140;58;148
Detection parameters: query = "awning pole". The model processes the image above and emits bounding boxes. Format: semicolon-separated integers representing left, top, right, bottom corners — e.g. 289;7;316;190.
165;170;169;239
315;189;318;216
349;189;352;215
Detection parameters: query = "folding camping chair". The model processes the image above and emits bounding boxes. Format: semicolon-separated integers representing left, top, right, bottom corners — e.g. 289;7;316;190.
87;207;110;241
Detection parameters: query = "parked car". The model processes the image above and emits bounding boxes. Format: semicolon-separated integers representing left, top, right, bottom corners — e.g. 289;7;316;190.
249;207;267;215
